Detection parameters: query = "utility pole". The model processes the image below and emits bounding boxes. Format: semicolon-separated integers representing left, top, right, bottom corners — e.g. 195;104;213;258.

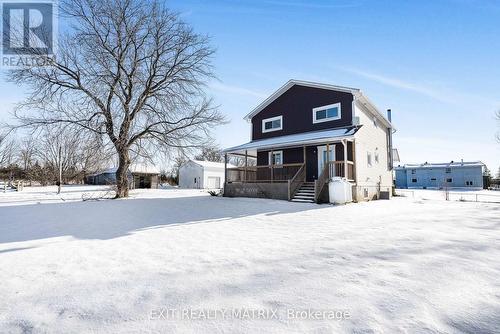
57;145;62;194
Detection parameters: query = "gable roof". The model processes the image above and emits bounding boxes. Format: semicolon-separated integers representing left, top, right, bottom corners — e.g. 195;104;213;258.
88;163;160;176
244;79;393;129
189;160;237;169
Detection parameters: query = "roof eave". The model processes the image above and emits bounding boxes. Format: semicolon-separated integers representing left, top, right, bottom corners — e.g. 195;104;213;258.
224;135;355;154
354;92;395;130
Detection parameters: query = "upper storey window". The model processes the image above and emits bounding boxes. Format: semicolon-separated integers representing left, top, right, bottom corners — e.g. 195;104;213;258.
312;103;341;124
262;116;283;133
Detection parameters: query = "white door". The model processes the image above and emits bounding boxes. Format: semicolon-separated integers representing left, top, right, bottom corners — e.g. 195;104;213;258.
207;176;220;189
317;145;335;177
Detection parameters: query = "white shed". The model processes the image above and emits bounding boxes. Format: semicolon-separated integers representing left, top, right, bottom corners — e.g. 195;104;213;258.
179;160;233;189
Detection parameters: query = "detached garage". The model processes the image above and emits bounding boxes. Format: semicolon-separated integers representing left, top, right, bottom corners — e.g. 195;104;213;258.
179;160;232;189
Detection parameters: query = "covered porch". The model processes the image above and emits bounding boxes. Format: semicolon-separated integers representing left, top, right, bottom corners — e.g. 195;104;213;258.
223;127;358;203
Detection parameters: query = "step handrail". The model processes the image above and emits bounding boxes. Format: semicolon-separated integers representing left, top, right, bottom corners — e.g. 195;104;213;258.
314;163;330;203
288;163;306;200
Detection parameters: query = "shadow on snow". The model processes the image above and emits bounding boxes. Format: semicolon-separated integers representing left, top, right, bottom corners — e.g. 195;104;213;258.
0;196;323;244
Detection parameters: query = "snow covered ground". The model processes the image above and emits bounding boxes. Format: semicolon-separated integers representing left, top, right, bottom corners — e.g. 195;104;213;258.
0;186;499;333
396;188;500;203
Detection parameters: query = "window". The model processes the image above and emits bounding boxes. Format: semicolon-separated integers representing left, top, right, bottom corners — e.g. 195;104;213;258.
412;178;417;183
262;116;283;133
367;152;372;167
269;151;283;165
363;188;369;198
466;181;473;186
411;169;416;174
312;103;341;124
431;178;437;181
446;178;452;183
373;117;378;128
445;168;451;173
375;151;379;164
194;178;196;183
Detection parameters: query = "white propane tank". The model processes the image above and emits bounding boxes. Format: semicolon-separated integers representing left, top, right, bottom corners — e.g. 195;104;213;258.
328;177;353;204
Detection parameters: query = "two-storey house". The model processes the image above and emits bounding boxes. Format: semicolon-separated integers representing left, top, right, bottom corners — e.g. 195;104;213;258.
223;80;395;203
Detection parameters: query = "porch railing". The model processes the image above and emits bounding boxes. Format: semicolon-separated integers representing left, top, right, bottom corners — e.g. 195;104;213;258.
287;164;306;200
315;160;355;202
226;163;304;183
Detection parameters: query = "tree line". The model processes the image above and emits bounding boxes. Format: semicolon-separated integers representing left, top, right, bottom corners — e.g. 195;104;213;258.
0;127;111;187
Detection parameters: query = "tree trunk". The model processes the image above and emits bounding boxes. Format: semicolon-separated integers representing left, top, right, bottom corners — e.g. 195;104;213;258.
115;148;130;198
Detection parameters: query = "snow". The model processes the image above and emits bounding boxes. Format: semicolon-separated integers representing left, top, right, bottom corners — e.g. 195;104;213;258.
190;160;234;169
396;188;500;203
0;186;499;333
88;163;160;176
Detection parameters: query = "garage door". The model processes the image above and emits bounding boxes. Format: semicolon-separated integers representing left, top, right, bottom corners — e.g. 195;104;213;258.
207;176;221;189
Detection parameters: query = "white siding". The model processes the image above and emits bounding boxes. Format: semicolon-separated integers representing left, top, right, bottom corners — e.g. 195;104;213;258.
353;102;393;200
179;162;203;189
179;161;227;189
203;168;226;189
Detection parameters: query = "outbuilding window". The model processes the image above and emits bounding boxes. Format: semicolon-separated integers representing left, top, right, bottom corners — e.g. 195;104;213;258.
446;178;453;183
412;178;417;183
262;116;283;133
312;103;341;124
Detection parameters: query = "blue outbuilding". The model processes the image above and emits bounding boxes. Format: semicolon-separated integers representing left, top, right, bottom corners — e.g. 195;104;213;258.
395;161;485;189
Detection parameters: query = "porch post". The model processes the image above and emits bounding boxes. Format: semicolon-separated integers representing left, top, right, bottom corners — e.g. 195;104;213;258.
224;153;228;190
343;139;348;179
270;149;274;183
244;150;248;183
326;143;330;178
303;146;307;179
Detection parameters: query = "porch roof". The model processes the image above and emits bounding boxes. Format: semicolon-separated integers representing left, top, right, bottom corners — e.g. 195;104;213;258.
224;126;360;154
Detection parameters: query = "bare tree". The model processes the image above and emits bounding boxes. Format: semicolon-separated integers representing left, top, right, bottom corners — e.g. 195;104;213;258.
0;133;16;167
195;145;224;163
34;127;81;185
10;0;224;197
19;137;35;170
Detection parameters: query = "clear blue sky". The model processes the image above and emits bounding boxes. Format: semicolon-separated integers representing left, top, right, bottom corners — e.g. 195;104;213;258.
1;0;499;172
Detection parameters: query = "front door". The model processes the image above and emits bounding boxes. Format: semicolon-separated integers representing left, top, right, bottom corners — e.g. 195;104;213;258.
305;146;318;182
317;145;335;178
